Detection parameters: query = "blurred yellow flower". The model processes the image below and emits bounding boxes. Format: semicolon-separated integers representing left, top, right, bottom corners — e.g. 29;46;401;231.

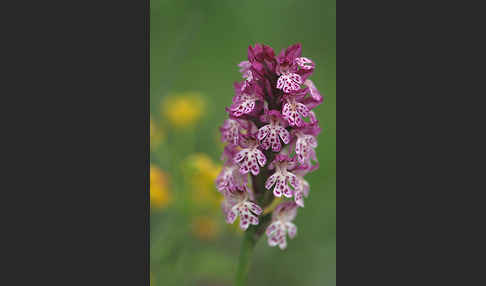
190;153;221;180
150;118;164;150
150;165;171;209
186;153;222;209
191;216;220;241
162;92;205;128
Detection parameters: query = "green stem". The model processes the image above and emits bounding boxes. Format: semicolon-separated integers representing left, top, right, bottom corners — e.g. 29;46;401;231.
235;229;258;286
234;214;272;286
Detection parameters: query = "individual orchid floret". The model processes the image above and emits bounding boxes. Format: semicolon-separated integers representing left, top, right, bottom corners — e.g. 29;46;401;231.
222;190;263;231
234;136;267;175
229;83;263;117
294;130;318;165
216;162;248;194
220;118;249;145
275;44;316;94
275;45;303;93
229;92;259;117
265;154;298;198
276;73;303;94
282;95;310;127
274;44;317;94
257;110;290;152
290;120;320;166
266;201;298;249
291;166;310;207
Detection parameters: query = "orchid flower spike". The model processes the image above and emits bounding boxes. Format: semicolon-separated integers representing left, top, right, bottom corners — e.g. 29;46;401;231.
216;43;324;250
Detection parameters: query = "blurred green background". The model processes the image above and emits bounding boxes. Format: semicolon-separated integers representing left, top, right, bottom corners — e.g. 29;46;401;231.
150;0;335;285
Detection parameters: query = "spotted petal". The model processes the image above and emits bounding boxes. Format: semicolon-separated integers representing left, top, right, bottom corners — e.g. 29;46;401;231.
296;57;314;70
257;125;270;141
246;201;263;215
277;126;290;144
276;73;302;93
296;135;317;165
286;222;297;239
235;148;266;175
226;207;238;224
278;236;288;250
275;176;293;198
255;149;267;167
265;172;279;190
294;190;305;207
283;100;309;127
230;95;256;117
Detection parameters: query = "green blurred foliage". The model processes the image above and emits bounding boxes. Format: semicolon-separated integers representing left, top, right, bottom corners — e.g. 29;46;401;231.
150;0;335;285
